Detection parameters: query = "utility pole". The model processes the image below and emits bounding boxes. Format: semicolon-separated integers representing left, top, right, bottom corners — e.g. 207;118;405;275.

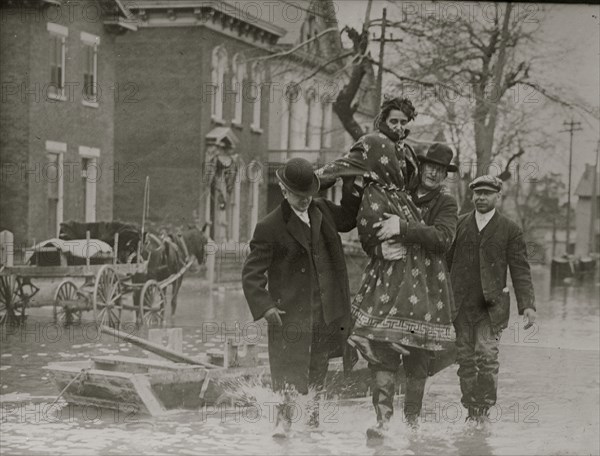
371;8;403;107
375;7;386;108
561;118;583;255
589;140;600;254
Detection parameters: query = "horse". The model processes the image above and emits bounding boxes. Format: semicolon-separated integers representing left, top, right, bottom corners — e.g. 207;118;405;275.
137;225;208;317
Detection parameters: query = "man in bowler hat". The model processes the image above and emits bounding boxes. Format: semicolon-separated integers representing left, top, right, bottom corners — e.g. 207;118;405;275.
370;143;459;428
242;157;360;434
447;175;536;423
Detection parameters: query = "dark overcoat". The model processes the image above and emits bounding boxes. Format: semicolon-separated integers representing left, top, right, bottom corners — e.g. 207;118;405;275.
242;195;359;393
401;188;458;255
447;210;535;330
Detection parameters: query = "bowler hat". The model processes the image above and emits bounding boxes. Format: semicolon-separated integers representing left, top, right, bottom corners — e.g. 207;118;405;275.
417;143;458;172
469;175;503;192
276;158;320;197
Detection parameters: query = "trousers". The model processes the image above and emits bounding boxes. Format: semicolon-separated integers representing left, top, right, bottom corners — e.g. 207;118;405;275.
454;308;502;411
369;341;433;422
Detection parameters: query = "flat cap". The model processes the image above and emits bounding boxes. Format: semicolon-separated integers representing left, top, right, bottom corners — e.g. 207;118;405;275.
469;175;503;192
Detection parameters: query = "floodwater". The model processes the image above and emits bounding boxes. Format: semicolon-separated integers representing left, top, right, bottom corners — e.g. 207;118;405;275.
1;267;598;455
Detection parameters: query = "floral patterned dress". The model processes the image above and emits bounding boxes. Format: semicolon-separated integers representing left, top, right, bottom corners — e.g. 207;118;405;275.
317;129;456;351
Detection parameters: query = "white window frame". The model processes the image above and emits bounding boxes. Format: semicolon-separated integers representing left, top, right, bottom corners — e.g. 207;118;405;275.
247;161;262;238
231;54;246;127
280;96;290;149
81;32;100;107
250;62;263;133
211;45;228;124
79;146;100;223
47;23;68;101
45;140;66;236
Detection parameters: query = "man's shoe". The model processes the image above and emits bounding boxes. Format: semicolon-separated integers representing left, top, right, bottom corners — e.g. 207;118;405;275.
476;407;490;426
366;421;389;440
465;406;480;423
405;414;419;429
307;404;319;428
273;403;292;438
348;335;382;365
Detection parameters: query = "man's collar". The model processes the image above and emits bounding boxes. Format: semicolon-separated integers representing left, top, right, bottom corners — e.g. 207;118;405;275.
476;208;496;219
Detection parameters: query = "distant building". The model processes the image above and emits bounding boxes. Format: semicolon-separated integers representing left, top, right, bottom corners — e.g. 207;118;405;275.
111;1;286;245
0;0;129;249
575;163;600;256
264;0;378;212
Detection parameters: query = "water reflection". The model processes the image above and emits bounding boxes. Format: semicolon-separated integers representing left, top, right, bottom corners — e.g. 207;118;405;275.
1;267;599;455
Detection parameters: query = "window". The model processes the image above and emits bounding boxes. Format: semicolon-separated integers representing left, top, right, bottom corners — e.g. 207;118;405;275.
284;84;300;149
305;89;321;149
47;23;68;100
211;45;228;123
305;90;314;148
45;141;66;237
251;62;264;132
321;100;333;148
79;146;100;222
247;161;261;238
81;32;100;106
231;54;246;126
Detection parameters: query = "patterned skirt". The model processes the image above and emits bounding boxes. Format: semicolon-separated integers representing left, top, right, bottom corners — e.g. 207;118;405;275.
351;185;456;351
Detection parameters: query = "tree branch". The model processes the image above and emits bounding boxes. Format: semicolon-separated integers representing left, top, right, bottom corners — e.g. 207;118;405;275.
247;28;339;62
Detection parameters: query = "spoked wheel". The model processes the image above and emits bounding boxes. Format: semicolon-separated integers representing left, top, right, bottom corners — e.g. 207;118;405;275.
54;280;82;326
93;265;123;328
0;275;19;326
138;280;166;328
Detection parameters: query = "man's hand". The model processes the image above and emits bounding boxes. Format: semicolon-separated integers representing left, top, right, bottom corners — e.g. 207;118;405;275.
264;307;285;326
381;239;407;261
374;213;401;240
523;308;536;330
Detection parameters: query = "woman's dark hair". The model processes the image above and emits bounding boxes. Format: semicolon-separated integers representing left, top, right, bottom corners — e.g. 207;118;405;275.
374;96;417;130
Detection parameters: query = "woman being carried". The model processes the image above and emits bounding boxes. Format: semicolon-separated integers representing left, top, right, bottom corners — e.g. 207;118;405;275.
318;97;455;436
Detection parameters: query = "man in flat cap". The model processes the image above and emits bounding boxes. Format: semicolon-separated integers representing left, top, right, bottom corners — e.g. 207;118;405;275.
242;157;360;435
447;174;536;423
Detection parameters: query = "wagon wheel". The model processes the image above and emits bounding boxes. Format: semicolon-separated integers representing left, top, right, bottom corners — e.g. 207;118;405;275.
93;265;123;328
0;275;19;326
138;280;166;328
54;280;82;326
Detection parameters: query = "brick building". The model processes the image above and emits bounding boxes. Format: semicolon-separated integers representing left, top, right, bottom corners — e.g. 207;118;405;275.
111;1;285;245
0;0;130;249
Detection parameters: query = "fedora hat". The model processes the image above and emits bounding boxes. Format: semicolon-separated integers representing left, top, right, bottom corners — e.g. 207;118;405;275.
276;158;320;197
417;143;458;172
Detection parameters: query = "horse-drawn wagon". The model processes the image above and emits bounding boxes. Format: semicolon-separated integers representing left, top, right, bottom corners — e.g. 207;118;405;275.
0;221;199;328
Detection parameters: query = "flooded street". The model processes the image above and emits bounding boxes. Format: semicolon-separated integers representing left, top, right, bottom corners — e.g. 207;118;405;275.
1;266;598;455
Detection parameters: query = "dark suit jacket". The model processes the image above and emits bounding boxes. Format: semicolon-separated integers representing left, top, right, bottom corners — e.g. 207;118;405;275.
242;194;359;393
400;188;458;255
447;210;535;329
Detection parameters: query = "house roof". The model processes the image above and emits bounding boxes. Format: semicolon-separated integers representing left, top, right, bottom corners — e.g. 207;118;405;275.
575;163;600;197
127;0;287;37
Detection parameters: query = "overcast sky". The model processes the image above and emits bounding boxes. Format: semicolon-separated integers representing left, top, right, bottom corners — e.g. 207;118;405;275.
333;1;600;186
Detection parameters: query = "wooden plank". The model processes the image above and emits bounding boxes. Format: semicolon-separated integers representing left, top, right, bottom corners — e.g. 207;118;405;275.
130;374;166;416
148;328;183;361
92;355;201;372
0;263;146;278
99;326;220;369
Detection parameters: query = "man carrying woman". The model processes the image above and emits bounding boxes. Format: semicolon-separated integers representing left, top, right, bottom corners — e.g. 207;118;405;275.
317;97;457;439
